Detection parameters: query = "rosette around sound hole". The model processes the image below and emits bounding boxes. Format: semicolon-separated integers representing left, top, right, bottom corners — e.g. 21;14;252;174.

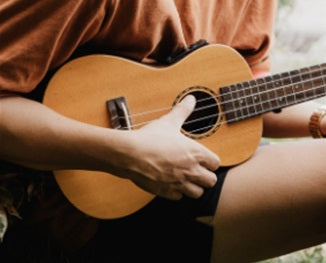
175;87;221;139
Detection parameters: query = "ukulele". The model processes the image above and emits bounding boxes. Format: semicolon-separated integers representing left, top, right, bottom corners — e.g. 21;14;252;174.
43;44;326;219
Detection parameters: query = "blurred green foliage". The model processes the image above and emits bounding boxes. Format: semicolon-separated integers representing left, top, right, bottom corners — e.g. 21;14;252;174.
259;246;326;263
278;0;294;9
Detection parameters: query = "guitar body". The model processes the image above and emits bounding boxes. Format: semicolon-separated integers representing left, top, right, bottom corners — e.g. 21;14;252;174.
43;44;262;219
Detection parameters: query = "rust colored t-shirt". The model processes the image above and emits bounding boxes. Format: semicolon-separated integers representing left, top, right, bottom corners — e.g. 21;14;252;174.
0;0;276;95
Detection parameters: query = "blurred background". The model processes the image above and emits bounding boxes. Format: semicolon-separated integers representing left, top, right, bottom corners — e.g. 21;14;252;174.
272;0;326;72
260;1;326;262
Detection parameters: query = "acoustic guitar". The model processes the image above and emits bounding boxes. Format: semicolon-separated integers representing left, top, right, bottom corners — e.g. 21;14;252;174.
43;44;326;219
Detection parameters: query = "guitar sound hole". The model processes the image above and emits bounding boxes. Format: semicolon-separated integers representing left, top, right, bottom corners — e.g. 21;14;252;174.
182;91;219;135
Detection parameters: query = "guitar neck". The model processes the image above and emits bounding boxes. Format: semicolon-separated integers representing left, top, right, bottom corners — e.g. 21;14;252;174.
221;63;326;123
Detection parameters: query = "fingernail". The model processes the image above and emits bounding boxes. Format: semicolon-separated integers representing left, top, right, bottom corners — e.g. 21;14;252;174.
183;95;196;106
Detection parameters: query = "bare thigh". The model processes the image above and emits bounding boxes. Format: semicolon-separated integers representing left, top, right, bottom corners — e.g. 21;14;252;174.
209;139;326;263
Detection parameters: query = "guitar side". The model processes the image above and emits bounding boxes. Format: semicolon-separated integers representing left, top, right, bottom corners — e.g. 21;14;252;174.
43;44;262;219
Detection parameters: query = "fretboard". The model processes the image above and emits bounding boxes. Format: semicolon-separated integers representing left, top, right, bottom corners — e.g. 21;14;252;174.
220;63;326;123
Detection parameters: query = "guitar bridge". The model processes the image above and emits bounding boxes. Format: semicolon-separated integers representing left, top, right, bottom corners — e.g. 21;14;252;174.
107;97;132;130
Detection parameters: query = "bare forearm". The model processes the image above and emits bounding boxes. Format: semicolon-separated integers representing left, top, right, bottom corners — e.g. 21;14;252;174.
262;101;325;138
0;95;220;201
0;96;130;172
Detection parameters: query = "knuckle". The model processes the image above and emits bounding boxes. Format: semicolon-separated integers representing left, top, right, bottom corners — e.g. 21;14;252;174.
168;190;183;200
193;188;204;199
210;174;218;186
158;184;183;200
181;167;199;181
183;150;198;163
171;167;187;182
179;181;204;199
173;192;183;200
194;150;206;162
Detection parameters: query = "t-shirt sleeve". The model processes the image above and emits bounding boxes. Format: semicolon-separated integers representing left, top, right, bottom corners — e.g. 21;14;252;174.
0;0;105;94
232;0;277;72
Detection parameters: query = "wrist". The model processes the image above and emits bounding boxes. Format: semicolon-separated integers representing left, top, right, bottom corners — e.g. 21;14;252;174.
95;129;141;175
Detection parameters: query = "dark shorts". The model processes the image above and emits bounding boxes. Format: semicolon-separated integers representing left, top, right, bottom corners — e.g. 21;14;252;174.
0;167;229;263
72;167;229;263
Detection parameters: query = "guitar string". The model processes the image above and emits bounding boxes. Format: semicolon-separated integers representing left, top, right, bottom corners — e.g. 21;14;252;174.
125;83;326;130
126;66;326;119
123;65;326;120
186;85;326;128
189;89;326;134
125;88;326;134
173;73;326;118
121;74;326;127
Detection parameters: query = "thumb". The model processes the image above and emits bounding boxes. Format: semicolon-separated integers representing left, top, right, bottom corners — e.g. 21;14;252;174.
165;95;196;128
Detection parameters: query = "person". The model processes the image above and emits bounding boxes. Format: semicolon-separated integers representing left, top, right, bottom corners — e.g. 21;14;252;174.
0;0;325;262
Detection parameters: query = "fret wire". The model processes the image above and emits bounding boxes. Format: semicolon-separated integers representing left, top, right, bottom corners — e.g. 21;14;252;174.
288;71;297;104
280;73;290;105
312;65;322;96
255;78;264;111
281;72;293;104
262;77;272;110
296;70;306;99
315;66;322;95
266;75;279;109
271;75;279;109
301;67;311;99
230;85;240;120
272;74;284;107
281;73;289;105
281;72;289;104
241;83;248;116
238;83;248;114
298;69;306;101
315;65;323;95
245;81;255;115
309;67;316;98
236;84;243;118
321;64;326;94
318;64;326;94
223;85;235;120
248;79;259;115
237;83;248;116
